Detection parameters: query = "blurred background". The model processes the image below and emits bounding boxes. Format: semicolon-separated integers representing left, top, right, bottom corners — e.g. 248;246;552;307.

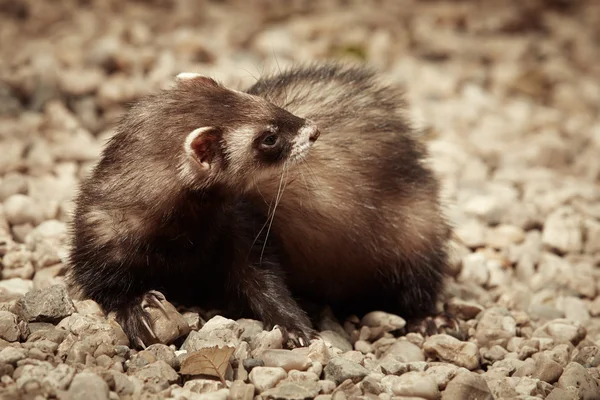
1;2;600;398
0;0;600;341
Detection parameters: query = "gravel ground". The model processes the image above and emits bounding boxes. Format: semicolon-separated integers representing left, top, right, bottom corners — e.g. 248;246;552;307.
1;1;600;399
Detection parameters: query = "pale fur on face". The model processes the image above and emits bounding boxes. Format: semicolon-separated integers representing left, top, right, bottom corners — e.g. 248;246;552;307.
289;122;318;162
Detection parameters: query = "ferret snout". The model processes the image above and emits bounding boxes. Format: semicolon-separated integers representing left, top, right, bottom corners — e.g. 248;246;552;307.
310;127;320;142
304;121;320;142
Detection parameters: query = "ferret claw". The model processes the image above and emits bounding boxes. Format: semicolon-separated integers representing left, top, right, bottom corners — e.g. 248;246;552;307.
142;317;157;339
274;325;314;349
405;312;464;340
142;290;168;314
135;337;147;349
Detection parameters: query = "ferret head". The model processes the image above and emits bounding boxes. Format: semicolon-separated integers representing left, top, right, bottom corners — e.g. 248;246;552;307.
172;72;320;192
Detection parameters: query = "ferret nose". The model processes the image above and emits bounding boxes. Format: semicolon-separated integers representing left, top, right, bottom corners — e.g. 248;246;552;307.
306;122;320;142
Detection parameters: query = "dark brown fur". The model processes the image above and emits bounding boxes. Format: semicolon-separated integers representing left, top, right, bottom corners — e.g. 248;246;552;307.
67;75;320;347
67;64;450;348
246;64;451;322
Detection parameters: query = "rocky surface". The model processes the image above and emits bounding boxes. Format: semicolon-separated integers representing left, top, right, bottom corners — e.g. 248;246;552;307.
1;0;600;399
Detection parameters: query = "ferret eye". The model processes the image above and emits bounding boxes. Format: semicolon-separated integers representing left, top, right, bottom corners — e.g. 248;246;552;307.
261;134;278;148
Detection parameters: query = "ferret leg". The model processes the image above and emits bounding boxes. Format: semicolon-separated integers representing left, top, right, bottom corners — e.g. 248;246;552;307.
229;261;317;348
404;311;464;340
69;263;165;348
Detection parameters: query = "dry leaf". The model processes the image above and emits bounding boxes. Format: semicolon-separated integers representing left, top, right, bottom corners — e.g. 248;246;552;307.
179;346;235;384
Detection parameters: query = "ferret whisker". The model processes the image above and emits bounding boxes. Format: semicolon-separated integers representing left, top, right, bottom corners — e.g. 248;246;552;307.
252;176;269;206
297;163;314;209
240;67;259;84
272;51;289;108
259;162;288;266
247;177;276;260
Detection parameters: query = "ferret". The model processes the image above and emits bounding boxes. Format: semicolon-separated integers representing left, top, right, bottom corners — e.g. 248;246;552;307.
67;73;321;347
245;64;451;325
67;64;452;348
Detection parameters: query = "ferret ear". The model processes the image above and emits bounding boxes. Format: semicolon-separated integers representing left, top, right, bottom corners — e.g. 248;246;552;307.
185;127;222;170
175;72;219;87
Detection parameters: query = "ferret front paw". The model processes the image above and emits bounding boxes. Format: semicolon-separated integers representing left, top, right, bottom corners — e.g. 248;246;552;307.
116;290;169;349
275;324;318;349
404;311;464;340
141;290;168;313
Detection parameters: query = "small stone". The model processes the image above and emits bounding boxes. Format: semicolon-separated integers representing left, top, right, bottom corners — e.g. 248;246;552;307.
445;298;484;320
0;277;33;296
26;325;67;345
557;362;600;400
250;328;284;355
259;349;312;371
181;311;203;331
361;375;384;395
248;366;287;391
442;371;493;400
572;346;600;368
3;194;44;226
458;252;489;286
0;172;28;202
391;371;439;399
262;381;320;400
107;370;135;396
133;360;179;389
542;206;583;254
331;379;362;397
485;224;525;248
323;357;369;385
286;370;319;383
0;346;27;364
58;68;104;96
237;319;264;342
318;379;336;394
360;311;406;333
583;218;600;253
0;311;27;342
532;319;586;345
354;340;373;354
182;316;242;351
17;284;75;323
454;219;485;248
425;363;459;390
340;350;365;364
67;372;110;400
423;334;479;370
32;264;65;290
229;380;254;400
73;299;104;316
556;296;591;323
546;387;579;400
463;194;504;224
512;375;552;397
377;358;408;375
381;339;425;363
183;378;224;393
307;339;331;365
145;343;177;368
11;223;33;243
146;298;190;345
542;343;573;368
481;345;509;366
319;330;352;352
475;308;517;348
307;361;322;377
2;247;34;280
242;358;265;372
513;354;563;383
43;363;75;391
